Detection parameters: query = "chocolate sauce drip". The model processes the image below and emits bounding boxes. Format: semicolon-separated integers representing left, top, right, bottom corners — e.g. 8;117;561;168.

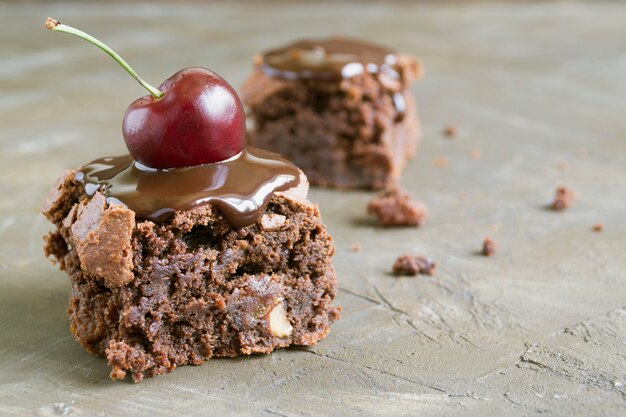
259;37;399;81
75;147;300;228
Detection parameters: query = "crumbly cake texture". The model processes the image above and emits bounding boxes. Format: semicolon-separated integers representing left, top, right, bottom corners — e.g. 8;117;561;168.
241;54;422;190
42;170;339;382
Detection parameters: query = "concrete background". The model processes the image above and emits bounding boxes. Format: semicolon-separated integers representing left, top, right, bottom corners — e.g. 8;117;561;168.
0;1;625;416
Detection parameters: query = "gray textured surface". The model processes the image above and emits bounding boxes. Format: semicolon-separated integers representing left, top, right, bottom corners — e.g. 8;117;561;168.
1;1;625;416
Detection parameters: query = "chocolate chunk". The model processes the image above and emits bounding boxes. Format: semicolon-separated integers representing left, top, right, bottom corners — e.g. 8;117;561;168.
68;193;135;288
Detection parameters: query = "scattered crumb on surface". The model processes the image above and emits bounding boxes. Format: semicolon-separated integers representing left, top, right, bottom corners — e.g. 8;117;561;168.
433;156;449;168
482;237;496;257
392;254;436;276
557;161;568;171
577;147;588;159
552;186;575;211
442;124;458;138
469;149;482;160
367;186;428;227
350;242;362;252
592;223;603;232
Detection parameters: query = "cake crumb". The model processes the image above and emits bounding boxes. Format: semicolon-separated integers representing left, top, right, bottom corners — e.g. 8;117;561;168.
442;124;458;138
469;149;482;160
433;156;449;168
482;237;496;257
592;223;603;232
367;186;428;227
392;254;436;276
552;186;575;211
577;147;588;159
350;242;362;252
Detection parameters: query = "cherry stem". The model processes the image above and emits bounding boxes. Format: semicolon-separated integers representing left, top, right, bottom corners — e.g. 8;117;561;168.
45;18;164;99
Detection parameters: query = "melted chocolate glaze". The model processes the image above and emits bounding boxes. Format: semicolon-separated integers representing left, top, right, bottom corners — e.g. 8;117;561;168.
259;37;399;81
75;147;300;228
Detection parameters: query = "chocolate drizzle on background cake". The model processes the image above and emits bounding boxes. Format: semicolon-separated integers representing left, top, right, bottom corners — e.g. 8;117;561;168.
260;37;400;82
75;147;300;228
259;37;407;121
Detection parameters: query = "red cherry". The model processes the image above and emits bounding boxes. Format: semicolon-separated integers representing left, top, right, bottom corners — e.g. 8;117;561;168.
122;68;245;169
45;20;245;168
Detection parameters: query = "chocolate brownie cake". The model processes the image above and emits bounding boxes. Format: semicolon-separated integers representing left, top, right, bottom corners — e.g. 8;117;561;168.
43;152;339;382
42;19;339;382
241;37;422;189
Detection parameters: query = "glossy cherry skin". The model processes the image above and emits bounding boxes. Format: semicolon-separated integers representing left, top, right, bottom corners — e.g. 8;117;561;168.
122;67;245;169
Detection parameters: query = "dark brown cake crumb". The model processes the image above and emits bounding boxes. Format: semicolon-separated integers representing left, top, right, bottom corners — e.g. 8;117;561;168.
552;186;575;211
392;254;436;276
592;223;603;232
482;237;496;257
350;242;362;252
443;124;458;138
367;187;427;227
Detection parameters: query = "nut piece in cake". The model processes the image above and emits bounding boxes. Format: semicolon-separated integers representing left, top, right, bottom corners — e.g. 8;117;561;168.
268;302;293;338
241;37;423;190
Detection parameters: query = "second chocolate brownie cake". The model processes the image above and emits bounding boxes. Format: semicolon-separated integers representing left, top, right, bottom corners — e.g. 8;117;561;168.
241;37;422;190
